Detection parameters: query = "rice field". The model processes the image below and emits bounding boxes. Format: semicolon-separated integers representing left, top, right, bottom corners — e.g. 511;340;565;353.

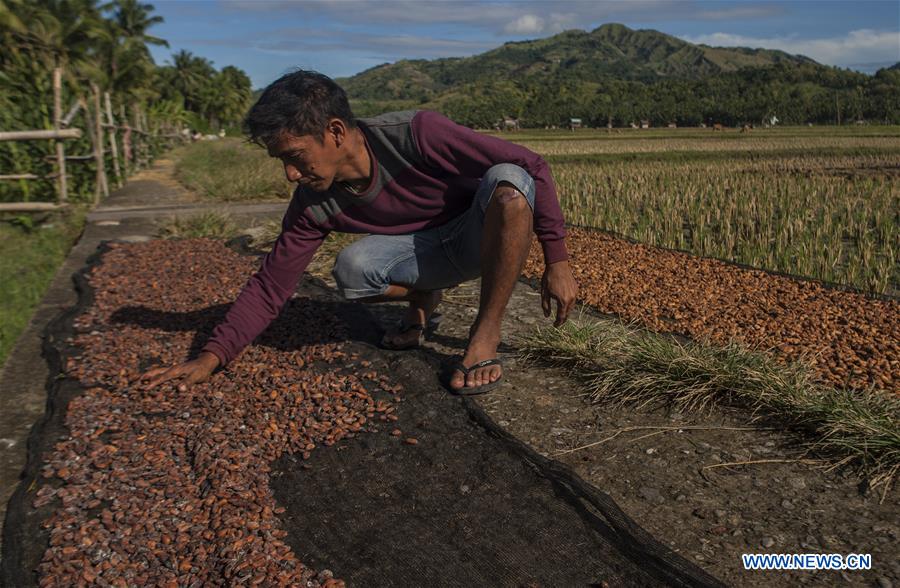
506;127;900;295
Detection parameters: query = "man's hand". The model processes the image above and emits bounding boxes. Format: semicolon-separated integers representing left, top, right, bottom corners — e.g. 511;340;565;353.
541;259;578;327
139;351;221;392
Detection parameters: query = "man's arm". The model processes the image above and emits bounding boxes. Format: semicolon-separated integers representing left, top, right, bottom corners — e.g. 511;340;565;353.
201;212;328;366
141;193;328;389
411;110;568;265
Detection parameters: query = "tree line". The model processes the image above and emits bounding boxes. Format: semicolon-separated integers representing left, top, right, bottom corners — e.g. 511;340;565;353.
0;0;253;202
360;62;900;129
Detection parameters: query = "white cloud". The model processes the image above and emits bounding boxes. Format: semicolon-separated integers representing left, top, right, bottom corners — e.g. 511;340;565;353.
681;29;900;68
221;0;727;34
190;27;493;60
504;14;545;35
695;5;784;20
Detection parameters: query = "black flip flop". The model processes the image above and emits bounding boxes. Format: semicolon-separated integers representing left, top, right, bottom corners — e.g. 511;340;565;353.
443;358;503;396
379;313;442;350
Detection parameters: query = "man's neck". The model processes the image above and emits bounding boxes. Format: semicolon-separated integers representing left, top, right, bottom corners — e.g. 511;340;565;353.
335;127;371;191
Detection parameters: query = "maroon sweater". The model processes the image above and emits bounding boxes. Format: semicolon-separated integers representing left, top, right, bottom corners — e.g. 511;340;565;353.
203;110;568;366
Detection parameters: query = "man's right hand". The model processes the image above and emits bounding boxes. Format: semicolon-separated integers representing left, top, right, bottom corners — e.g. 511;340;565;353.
139;351;221;392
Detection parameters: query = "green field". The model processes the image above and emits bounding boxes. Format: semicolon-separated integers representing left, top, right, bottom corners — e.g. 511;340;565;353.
504;126;900;295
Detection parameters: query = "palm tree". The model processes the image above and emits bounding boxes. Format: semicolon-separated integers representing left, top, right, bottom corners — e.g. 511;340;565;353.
107;0;166;46
164;50;215;112
2;0;109;78
101;0;167;98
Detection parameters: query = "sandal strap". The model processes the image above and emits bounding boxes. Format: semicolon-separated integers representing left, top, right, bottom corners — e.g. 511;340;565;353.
470;358;502;370
395;322;425;334
394;313;442;334
451;358;503;375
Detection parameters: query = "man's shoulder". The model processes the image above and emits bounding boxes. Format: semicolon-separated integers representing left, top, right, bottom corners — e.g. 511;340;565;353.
358;110;420;129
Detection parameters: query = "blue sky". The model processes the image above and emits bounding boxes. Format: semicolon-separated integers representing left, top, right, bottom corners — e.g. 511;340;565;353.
146;0;900;88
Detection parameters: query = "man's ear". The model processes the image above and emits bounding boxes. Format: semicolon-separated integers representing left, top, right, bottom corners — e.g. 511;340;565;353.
327;119;346;147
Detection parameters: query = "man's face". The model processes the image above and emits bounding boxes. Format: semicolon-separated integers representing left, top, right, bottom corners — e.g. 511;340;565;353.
267;128;341;192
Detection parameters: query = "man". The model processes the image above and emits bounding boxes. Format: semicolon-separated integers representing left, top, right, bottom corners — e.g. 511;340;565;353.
142;70;577;395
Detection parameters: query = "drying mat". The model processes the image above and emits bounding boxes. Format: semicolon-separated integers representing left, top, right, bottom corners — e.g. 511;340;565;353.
3;241;724;588
271;349;725;587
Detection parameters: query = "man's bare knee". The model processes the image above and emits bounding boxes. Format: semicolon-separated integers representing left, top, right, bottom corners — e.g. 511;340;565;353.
491;182;530;215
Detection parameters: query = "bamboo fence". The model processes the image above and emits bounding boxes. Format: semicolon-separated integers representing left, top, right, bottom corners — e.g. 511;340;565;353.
0;66;186;212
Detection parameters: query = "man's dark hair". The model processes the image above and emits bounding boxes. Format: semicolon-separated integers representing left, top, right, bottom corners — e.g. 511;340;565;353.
244;69;355;146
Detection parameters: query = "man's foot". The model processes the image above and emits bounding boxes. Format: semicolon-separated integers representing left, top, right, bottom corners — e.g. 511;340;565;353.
380;314;442;350
447;336;503;393
380;290;443;350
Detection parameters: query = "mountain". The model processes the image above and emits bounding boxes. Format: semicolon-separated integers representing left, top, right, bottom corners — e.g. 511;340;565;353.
338;23;818;102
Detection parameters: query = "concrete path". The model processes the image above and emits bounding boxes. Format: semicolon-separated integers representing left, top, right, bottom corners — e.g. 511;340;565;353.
0;159;288;559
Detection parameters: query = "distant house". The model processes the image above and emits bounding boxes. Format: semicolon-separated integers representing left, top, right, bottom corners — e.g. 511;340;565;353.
501;117;520;132
569;118;582;130
667;122;677;129
640;120;650;129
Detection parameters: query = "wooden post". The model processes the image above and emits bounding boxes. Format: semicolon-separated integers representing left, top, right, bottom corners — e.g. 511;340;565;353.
131;104;141;170
91;84;109;200
134;105;147;169
119;104;132;175
52;67;67;204
0;129;81;141
141;107;150;166
61;99;82;128
104;92;122;188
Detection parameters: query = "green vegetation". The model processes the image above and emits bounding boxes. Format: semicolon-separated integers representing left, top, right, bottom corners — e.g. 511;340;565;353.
0;209;86;365
342;24;900;128
518;317;899;494
173;139;292;202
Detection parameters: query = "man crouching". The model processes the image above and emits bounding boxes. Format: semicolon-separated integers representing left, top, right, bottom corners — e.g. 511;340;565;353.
141;70;577;395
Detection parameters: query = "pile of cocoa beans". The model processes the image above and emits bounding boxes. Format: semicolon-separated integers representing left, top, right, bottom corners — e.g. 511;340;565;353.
525;229;898;393
35;240;404;586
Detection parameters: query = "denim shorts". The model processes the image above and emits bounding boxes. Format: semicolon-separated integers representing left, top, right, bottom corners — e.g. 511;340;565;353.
332;163;536;299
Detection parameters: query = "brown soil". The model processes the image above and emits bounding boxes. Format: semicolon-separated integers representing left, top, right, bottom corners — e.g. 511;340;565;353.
523;228;899;394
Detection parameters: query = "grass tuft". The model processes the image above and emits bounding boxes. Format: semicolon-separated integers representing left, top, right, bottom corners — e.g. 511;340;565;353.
517;315;899;495
157;212;236;240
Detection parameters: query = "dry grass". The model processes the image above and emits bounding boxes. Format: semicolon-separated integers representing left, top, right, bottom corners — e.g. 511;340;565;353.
518;316;899;496
172;139;292;202
157;212;236;240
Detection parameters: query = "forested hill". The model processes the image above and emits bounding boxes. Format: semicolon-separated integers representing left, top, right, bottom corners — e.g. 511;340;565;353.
340;24;814;102
339;23;900;127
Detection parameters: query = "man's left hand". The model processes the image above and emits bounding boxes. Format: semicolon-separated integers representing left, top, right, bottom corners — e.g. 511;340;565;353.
541;260;578;327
